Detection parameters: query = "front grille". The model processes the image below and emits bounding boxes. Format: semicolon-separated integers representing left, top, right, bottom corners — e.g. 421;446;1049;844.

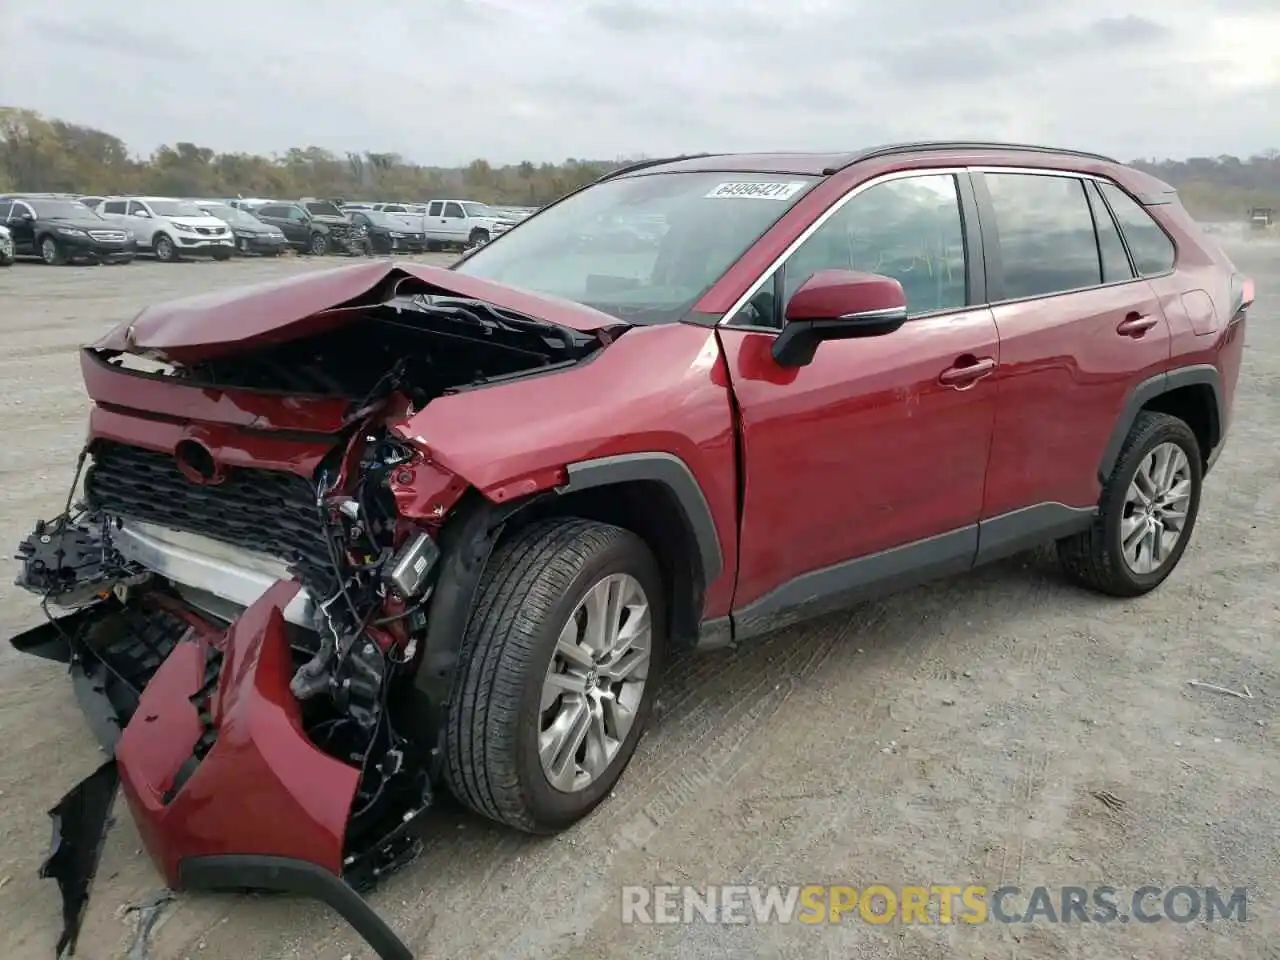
85;441;335;589
195;226;225;236
88;230;127;242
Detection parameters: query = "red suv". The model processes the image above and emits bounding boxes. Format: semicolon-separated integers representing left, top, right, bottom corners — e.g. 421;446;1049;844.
12;142;1252;958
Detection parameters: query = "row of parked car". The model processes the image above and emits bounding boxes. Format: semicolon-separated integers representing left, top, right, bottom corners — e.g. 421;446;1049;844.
0;192;535;266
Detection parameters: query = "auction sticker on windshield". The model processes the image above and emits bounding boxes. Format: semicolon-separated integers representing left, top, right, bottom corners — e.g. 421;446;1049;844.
705;181;808;200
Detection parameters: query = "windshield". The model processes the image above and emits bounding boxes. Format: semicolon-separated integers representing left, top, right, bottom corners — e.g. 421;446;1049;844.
462;202;493;218
453;172;817;324
30;200;102;220
364;211;411;228
305;201;344;218
148;200;205;218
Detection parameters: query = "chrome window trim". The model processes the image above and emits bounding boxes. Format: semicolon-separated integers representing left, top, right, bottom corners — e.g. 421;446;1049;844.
717;167;969;327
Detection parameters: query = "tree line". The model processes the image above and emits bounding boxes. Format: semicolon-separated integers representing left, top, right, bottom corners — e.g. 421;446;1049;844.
2;106;1277;219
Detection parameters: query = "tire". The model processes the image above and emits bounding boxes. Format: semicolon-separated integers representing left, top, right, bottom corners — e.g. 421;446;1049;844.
0;250;13;267
308;232;328;256
1057;410;1203;597
426;240;443;252
444;518;666;834
468;228;490;247
39;235;66;265
153;234;179;262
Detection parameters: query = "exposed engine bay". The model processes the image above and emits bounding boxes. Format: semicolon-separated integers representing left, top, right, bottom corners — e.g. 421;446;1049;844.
11;278;616;959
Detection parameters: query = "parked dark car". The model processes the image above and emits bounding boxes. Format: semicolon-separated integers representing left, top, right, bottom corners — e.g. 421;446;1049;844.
0;195;136;264
251;199;367;255
194;200;289;255
348;209;426;254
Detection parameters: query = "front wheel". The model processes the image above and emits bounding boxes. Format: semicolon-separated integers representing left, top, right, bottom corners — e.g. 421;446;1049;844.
153;234;179;262
468;228;490;247
308;232;328;256
40;235;66;265
1057;410;1203;596
444;518;666;833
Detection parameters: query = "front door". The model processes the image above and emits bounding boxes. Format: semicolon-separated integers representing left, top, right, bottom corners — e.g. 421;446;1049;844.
2;201;36;253
719;171;1000;637
440;201;468;242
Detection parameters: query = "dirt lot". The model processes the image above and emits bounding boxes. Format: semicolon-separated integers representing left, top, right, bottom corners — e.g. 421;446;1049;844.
0;244;1277;960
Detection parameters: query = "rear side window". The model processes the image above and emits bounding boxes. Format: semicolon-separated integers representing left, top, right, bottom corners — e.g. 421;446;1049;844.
1084;181;1134;284
984;173;1101;299
427;202;442;216
0;201;11;219
103;200;127;214
1098;182;1176;276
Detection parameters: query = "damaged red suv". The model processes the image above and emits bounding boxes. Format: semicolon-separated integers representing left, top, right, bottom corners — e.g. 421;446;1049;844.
12;142;1251;958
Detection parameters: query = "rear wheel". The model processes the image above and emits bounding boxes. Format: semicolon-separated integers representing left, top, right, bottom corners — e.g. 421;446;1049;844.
444;518;665;833
1057;411;1202;596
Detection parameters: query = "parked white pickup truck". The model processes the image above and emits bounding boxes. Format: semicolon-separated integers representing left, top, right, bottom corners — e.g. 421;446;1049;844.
421;200;515;249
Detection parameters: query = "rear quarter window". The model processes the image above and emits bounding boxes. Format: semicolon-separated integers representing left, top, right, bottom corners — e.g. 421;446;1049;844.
1098;182;1176;277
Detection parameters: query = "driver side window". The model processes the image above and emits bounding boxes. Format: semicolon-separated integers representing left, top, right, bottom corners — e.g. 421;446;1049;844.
731;174;969;329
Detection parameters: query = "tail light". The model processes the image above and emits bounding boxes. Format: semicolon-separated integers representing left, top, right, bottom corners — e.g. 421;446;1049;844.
1229;274;1255;320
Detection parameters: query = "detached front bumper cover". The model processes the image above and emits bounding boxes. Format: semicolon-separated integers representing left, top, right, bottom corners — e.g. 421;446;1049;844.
12;567;419;960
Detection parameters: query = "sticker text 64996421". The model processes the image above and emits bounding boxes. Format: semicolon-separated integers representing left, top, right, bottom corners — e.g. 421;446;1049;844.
704;181;808;201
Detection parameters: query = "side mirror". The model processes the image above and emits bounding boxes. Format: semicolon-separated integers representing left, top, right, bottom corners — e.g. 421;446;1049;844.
18;211;35;221
134;209;151;218
771;269;909;367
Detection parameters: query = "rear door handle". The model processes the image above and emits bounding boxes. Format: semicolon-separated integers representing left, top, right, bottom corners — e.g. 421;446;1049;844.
1116;313;1160;337
939;356;996;386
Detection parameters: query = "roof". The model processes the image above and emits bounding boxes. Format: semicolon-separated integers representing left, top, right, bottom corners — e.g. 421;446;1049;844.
609;141;1123;178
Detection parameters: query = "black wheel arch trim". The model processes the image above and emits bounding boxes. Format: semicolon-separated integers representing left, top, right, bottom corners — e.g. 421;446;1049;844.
178;855;414;960
1098;364;1222;484
560;452;724;586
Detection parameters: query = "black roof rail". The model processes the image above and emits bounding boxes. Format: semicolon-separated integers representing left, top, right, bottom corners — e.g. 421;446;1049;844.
821;140;1119;175
595;153;721;182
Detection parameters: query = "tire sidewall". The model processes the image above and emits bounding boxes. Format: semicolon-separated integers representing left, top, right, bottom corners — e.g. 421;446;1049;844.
40;236;59;264
155;234;176;261
513;532;667;829
1102;419;1203;592
310;232;327;255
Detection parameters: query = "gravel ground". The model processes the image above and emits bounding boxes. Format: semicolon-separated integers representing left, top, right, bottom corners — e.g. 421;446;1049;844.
0;242;1276;960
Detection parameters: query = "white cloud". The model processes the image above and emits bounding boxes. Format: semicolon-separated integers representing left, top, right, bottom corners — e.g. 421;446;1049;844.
1;0;1276;164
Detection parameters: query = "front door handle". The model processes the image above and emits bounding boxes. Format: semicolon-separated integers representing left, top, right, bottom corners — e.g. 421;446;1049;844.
1116;313;1160;337
939;356;996;386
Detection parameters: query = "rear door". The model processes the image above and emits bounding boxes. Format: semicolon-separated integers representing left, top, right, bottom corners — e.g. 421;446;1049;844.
975;169;1171;527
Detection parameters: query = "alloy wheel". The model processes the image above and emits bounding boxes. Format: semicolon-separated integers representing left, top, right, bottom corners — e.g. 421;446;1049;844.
539;573;652;793
1121;441;1192;575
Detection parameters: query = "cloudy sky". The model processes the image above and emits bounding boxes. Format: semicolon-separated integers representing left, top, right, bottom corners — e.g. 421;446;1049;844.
2;0;1277;165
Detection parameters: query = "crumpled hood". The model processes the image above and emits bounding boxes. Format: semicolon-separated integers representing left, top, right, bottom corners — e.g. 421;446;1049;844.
92;260;626;363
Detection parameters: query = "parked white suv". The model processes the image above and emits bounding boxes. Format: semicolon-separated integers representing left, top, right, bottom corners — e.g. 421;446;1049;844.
94;197;235;262
422;200;514;249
